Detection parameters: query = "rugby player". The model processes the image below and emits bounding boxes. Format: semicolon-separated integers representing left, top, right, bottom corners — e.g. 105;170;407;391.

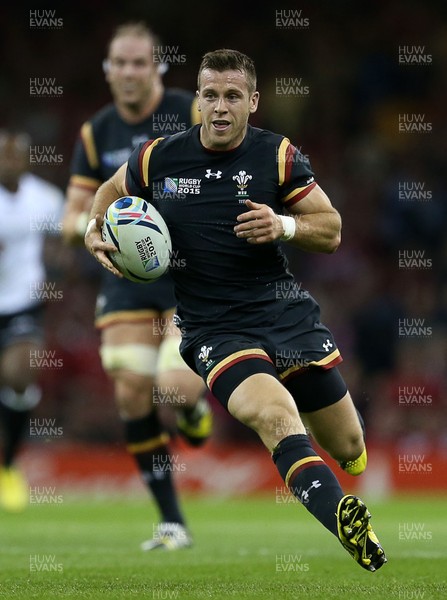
63;22;212;550
85;49;387;571
0;129;64;511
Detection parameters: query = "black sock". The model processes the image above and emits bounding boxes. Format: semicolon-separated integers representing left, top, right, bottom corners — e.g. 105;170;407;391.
125;412;185;525
272;434;344;536
0;404;31;467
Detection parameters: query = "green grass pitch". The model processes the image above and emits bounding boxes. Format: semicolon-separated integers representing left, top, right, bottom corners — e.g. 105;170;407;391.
0;494;445;599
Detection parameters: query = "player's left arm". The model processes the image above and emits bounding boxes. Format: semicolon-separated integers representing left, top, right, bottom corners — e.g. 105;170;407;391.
234;185;341;253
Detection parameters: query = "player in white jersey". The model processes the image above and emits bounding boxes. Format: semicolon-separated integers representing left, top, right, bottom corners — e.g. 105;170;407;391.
0;129;64;511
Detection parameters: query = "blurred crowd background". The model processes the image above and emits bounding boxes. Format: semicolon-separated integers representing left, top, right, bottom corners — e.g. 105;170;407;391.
1;0;446;450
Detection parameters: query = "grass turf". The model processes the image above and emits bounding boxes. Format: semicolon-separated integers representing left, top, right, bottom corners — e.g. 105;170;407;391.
0;494;445;599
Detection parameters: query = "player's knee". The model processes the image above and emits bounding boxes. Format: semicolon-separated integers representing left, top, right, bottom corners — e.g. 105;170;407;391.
2;356;37;391
157;368;204;407
156;335;204;406
100;344;158;377
100;344;159;418
229;375;302;441
113;371;155;419
157;335;185;374
4;380;28;395
0;384;41;411
233;400;298;440
258;404;301;440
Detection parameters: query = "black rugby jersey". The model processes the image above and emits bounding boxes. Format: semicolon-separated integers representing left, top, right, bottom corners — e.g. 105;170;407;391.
69;89;199;189
125;124;317;331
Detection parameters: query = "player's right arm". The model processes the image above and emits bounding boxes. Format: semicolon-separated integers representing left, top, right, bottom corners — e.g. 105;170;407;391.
62;184;96;245
63;122;102;245
86;138;161;275
84;162;128;276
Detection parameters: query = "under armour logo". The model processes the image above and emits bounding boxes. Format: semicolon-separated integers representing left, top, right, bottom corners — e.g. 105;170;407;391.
322;339;333;352
205;169;222;179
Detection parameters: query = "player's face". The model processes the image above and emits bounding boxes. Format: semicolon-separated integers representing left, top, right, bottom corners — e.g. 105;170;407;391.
106;35;158;110
197;69;259;151
0;133;29;189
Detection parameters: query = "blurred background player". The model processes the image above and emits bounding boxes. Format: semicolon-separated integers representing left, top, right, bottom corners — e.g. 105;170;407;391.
62;22;211;550
0;128;64;511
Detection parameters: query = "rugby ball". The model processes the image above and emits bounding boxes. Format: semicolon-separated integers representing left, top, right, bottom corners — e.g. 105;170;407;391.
102;196;171;283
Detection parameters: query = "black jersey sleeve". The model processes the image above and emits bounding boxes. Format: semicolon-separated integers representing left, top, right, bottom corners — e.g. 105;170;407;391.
69;122;103;191
125;138;164;198
277;137;317;210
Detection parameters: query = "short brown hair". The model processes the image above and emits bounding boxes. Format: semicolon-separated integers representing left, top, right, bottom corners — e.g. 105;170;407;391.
107;21;160;58
197;49;257;94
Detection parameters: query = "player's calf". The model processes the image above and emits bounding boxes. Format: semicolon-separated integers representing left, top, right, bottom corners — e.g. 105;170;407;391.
338;407;368;475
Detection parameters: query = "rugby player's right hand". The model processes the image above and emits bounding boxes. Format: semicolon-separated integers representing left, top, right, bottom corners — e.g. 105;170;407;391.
84;213;123;278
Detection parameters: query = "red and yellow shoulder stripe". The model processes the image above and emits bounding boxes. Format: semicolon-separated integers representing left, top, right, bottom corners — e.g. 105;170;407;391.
137;138;164;187
277;138;317;208
80;122;99;171
282;182;317;208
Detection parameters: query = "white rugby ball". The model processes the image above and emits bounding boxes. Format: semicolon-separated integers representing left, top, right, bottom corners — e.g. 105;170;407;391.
102;196;171;283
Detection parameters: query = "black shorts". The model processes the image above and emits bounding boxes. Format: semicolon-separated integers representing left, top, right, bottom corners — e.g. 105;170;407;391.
0;305;44;351
180;297;345;410
95;270;177;328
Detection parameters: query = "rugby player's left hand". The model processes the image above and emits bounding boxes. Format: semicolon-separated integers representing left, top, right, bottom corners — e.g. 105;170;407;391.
234;199;284;244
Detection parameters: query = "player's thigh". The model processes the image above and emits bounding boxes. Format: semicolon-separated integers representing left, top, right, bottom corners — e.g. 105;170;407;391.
0;340;41;390
156;310;204;406
228;373;306;451
100;320;162;417
301;391;364;461
100;320;160;380
181;333;305;449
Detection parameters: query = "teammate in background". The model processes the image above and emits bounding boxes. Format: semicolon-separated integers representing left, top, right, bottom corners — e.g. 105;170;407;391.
62;22;211;550
86;49;387;571
0;129;64;511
